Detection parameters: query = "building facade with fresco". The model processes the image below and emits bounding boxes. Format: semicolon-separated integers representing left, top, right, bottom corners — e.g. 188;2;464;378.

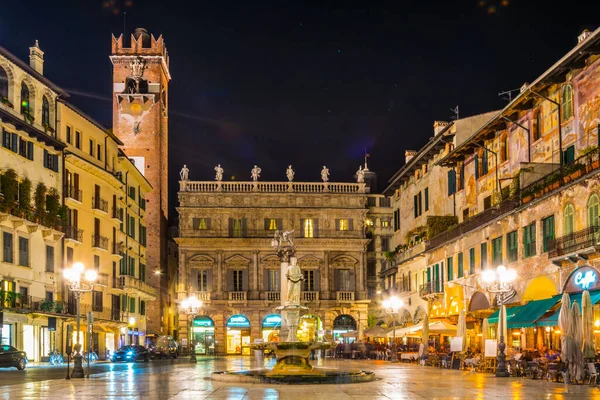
385;28;600;351
176;177;373;355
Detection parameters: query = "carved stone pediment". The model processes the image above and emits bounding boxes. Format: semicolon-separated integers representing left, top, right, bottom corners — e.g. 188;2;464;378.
331;255;358;269
261;254;281;269
225;254;251;268
298;255;322;269
189;254;215;268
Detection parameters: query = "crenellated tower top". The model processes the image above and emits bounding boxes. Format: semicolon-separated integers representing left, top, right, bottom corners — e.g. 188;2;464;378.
111;28;170;76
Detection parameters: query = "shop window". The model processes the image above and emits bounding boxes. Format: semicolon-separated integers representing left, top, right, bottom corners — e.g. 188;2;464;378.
588;194;599;227
561;84;573;120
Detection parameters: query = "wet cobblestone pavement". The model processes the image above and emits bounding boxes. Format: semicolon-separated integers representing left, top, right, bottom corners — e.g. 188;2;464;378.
1;357;600;399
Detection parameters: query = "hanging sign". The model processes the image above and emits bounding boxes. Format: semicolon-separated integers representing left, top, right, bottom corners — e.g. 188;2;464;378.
564;266;600;293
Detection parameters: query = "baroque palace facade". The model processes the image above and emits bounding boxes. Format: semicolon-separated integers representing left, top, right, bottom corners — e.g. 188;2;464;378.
383;28;600;350
176;177;382;355
0;30;165;361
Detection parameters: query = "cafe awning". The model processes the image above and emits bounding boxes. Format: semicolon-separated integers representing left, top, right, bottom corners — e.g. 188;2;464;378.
537;290;600;327
487;305;524;324
506;297;560;328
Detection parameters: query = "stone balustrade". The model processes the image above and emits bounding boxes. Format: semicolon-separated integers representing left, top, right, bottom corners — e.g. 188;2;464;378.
180;180;366;194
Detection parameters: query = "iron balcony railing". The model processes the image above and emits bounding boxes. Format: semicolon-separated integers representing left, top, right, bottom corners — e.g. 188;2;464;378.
65;186;83;202
419;280;444;297
92;197;109;213
64;225;84;242
112;241;124;255
91;234;109;250
548;225;600;258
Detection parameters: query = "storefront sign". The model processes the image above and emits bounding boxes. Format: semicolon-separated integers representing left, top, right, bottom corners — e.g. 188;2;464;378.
262;314;282;328
193;316;214;327
227;314;251;328
564;266;600;293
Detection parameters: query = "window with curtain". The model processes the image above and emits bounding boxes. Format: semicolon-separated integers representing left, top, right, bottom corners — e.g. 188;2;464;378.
233;219;243;237
20;82;30;115
563;204;575;236
304;219;314;238
561;84;574;120
588;194;599;227
542;216;555;253
42;96;50;126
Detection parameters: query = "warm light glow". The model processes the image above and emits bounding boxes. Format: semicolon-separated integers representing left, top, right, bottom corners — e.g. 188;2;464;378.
181;295;202;310
128;317;136;325
85;269;98;282
545;327;551;333
63;268;75;281
476;333;483;337
554;330;561;334
154;269;161;276
595;320;600;328
482;269;496;283
73;262;85;274
382;296;403;312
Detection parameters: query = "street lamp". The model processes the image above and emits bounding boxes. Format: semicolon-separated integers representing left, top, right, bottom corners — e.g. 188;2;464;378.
483;265;516;378
382;296;403;363
181;295;202;363
63;262;97;379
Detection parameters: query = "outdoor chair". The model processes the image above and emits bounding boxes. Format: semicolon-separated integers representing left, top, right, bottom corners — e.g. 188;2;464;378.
546;363;563;382
483;357;496;373
525;361;542;379
587;363;599;386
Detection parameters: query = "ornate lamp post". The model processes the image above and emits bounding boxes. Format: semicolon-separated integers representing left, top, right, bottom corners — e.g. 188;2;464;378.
482;265;516;378
181;295;202;363
63;262;97;379
382;296;403;363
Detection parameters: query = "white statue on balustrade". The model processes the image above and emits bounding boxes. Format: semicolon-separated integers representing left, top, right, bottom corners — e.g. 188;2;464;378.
251;165;262;182
214;164;224;181
356;165;365;183
321;166;330;182
286;165;295;182
180;164;190;181
286;256;303;305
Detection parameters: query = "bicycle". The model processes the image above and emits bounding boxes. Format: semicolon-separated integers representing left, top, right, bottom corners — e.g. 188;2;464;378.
49;350;64;365
82;350;98;363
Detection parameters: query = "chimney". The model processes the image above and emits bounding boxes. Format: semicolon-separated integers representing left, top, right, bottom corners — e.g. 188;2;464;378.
29;40;44;75
433;121;449;135
578;29;592;44
405;150;417;163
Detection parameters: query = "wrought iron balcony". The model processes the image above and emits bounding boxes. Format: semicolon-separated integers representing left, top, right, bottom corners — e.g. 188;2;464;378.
548;226;600;259
65;186;82;202
419;280;444;298
91;234;109;250
118;275;157;299
112;241;124;255
92;197;109;213
64;225;83;243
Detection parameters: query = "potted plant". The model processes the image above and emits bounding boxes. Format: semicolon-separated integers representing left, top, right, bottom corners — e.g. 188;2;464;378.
34;182;47;224
18;177;32;220
1;169;18;215
40;299;54;312
43;123;55;134
22;110;34;124
45;188;60;228
54;302;64;313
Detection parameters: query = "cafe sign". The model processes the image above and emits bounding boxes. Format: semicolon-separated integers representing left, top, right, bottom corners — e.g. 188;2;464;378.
227;314;251;328
564;265;600;293
262;314;282;328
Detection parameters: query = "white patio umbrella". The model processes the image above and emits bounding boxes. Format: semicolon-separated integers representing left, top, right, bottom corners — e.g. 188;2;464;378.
421;312;429;356
582;290;595;359
570;301;584;381
457;309;467;352
559;292;575;383
481;318;489;352
498;304;508;350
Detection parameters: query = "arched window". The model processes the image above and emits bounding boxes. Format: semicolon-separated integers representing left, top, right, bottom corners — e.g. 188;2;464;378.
533;108;542;141
561;84;574;120
588;194;599;227
499;133;508;163
20;82;30;115
0;67;8;100
42;96;50;126
564;204;575;236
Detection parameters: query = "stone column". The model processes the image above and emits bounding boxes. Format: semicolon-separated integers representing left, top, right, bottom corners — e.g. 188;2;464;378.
357;251;365;300
250;250;259;299
323;251;330;300
178;250;187;297
216;250;223;300
280;260;289;307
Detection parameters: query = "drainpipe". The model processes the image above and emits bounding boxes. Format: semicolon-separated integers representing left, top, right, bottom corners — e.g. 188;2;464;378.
530;90;562;165
501;116;531;163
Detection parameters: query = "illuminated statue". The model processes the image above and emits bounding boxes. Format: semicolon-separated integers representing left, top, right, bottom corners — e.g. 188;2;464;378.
214;164;224;181
251;165;262;181
356;165;365;183
321;166;330;182
286;165;295;182
286;256;303;305
179;164;189;181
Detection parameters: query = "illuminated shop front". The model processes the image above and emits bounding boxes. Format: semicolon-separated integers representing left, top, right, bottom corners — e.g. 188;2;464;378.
226;314;251;355
192;316;215;355
297;314;323;342
333;314;357;342
261;314;281;342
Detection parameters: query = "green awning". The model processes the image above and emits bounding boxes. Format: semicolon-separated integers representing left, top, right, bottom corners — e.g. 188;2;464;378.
537;290;600;327
506;297;560;328
487;305;524;324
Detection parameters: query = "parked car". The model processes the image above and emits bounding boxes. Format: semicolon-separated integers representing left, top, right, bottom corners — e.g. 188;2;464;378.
110;345;150;363
0;345;27;370
149;336;178;359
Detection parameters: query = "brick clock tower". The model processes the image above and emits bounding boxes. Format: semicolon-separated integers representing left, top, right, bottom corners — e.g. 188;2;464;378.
110;28;170;335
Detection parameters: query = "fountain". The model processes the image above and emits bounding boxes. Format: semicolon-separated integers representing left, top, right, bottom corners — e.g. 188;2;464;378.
211;230;376;384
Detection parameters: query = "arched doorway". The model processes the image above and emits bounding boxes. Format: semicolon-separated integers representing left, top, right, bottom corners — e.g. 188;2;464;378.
192;316;215;355
297;314;323;342
523;276;558;301
333;315;357;341
226;314;251;355
261;314;282;343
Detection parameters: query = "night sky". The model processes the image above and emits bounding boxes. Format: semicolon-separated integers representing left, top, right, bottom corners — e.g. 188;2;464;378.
2;1;599;211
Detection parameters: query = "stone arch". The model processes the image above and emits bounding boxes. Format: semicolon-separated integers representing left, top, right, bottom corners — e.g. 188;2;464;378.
469;291;491;312
0;60;15;104
399;309;412;326
413;306;426;324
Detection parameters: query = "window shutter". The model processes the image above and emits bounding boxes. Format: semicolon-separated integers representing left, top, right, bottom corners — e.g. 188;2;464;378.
192;218;200;230
264;218;270;230
414;195;418;218
53;155;59;172
206;269;213;292
191;270;198;291
349;269;355;291
333;269;340;291
313;270;320;291
263;270;270;292
300;219;305;237
242;269;249;291
206;218;212;229
348;219;354;231
313;219;319;237
335;219;340;231
11;133;17;153
27;141;34;160
228;218;234;237
474;154;479;179
43;149;48;168
241;218;248;237
226;269;234;291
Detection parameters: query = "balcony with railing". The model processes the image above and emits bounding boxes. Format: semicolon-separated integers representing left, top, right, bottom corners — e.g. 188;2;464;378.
112;241;124;256
265;291;280;302
92;197;109;213
96;273;109;287
64;225;84;243
111;206;120;220
91;234;109;250
548;226;600;259
118;275;157;299
419;280;444;298
196;292;211;301
396;241;426;265
228;291;247;301
301;291;319;302
65;186;83;203
180;180;367;194
336;291;355;302
181;228;365;239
